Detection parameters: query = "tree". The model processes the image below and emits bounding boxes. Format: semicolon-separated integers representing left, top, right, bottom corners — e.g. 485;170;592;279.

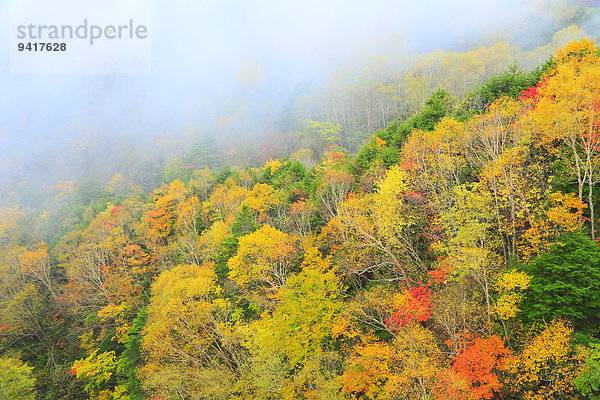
203;179;249;222
0;357;35;400
507;320;582;399
243;253;342;398
71;349;120;399
173;195;204;266
462;97;535;261
227;224;298;304
145;180;188;242
337;165;423;283
432;184;499;321
249;266;342;368
520;191;587;258
532;38;600;238
412;90;453;131
142;263;244;397
475;64;543;108
384;286;432;331
436;335;511;400
0;243;62;369
343;325;443;400
317;167;354;220
296;120;344;155
492;270;531;321
58;202;152;315
242;183;282;222
519;231;600;332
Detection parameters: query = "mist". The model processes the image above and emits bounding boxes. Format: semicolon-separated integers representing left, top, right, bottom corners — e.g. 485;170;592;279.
1;0;599;204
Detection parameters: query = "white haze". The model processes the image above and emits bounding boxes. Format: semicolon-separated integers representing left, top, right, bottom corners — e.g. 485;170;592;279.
0;0;598;198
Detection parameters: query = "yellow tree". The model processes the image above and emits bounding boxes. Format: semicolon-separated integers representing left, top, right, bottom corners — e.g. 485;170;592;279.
401;118;466;205
242;183;282;222
142;263;243;398
337;165;423;282
492;270;531;321
244;251;342;399
432;184;499;321
203;179;249;223
520;191;586;258
507;320;583;399
464;97;541;260
532;38;600;238
342;324;443;400
227;224;298;306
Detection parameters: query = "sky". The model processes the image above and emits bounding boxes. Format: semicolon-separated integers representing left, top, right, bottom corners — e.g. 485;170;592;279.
0;0;598;193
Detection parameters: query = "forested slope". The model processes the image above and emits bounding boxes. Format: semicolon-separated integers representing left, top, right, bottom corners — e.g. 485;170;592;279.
2;39;600;400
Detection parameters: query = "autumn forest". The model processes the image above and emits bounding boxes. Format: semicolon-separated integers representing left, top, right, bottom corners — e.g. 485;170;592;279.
3;20;600;400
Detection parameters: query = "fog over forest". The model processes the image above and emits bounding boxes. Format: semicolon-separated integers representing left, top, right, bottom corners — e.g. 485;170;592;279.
1;0;599;205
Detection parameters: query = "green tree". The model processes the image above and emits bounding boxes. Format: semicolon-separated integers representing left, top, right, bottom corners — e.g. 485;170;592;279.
0;357;35;400
576;343;600;399
474;64;543;108
412;90;453;131
519;231;600;332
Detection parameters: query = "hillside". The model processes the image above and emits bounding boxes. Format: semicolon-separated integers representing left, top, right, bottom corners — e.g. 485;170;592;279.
2;38;600;399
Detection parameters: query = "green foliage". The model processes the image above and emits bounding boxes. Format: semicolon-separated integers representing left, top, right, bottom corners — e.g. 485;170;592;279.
0;357;36;400
215;165;233;184
267;159;308;189
476;64;543;106
412;89;454;131
72;350;119;396
231;205;261;237
575;343;600;399
115;307;148;399
519;231;600;332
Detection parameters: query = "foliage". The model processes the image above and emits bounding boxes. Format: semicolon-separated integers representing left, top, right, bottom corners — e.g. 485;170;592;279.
227;224;297;296
576;343;600;399
474;64;544;108
0;357;35;400
507;320;582;399
436;335;510;400
492;270;531;320
519;231;600;332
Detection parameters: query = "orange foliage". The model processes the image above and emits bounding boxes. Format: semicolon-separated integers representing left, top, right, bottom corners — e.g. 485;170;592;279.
436;335;511;400
384;286;432;330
